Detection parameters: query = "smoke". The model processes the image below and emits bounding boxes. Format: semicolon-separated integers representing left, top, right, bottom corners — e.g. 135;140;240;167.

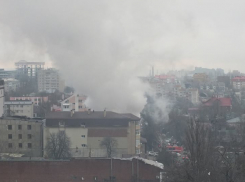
3;1;243;113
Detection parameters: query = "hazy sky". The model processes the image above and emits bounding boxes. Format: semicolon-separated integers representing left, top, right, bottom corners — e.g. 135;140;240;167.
0;0;244;113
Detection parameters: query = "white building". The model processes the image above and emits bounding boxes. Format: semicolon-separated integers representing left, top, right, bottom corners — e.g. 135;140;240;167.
3;78;20;92
37;69;65;93
4;101;34;118
0;80;4;117
60;94;87;112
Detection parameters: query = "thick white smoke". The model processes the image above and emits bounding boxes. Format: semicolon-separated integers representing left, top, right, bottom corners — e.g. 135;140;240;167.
1;1;244;113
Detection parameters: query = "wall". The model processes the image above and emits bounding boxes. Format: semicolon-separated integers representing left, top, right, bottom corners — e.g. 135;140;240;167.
0;119;43;157
0;158;162;182
43;127;88;157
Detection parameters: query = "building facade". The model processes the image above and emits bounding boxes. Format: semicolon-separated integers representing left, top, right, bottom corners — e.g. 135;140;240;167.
3;78;20;92
0;118;43;157
232;76;245;90
37;68;65;93
44;111;141;158
0;69;16;79
4;101;34;118
10;96;48;106
15;60;45;77
0;80;4;117
60;94;87;112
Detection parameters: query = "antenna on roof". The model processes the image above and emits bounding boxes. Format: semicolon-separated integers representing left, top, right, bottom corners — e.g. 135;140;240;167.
104;108;106;117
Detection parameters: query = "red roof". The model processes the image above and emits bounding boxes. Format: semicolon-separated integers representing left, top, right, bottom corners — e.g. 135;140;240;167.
203;97;231;107
232;76;245;82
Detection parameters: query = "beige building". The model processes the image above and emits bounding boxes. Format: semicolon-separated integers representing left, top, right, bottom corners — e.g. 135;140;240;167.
0;117;43;157
4;101;34;118
44;111;140;158
37;68;65;93
60;94;87;112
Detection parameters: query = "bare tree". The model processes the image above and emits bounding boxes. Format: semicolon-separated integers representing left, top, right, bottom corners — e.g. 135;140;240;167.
45;131;71;159
100;137;118;158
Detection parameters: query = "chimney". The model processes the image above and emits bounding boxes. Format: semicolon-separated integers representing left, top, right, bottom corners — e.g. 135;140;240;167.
71;109;75;117
104;109;106;117
87;109;91;115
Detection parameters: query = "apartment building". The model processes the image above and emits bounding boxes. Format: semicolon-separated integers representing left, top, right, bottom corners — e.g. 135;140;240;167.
44;110;141;158
60;94;87;112
0;117;43;157
0;69;16;79
10;96;48;106
37;68;65;93
15;60;45;77
232;76;245;90
193;73;208;82
0;80;4;117
4;101;34;118
3;78;20;92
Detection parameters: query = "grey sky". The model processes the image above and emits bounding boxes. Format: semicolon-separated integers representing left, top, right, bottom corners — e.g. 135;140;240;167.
0;0;244;113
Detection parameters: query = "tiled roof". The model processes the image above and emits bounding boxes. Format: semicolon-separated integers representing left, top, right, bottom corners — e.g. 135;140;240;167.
46;111;140;121
203;97;231;107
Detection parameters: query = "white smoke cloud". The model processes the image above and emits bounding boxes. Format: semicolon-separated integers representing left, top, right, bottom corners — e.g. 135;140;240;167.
0;0;244;113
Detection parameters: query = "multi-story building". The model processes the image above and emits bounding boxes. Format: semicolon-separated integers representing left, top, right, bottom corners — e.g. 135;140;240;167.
37;68;65;93
0;80;4;117
193;73;208;82
44;110;141;158
60;94;87;112
0;69;16;79
232;76;245;90
10;96;48;106
0;117;43;157
187;88;199;105
15;60;45;77
4;101;34;118
3;78;20;92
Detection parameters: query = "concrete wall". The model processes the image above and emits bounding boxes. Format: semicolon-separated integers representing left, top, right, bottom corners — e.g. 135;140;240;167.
43;127;88;157
0;159;162;182
0;119;43;157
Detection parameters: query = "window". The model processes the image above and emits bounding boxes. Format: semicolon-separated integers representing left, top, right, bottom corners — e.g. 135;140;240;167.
28;134;32;139
19;143;22;148
18;134;22;139
27;125;31;130
136;130;140;135
79;106;83;109
81;135;86;138
136;140;140;147
81;144;86;147
28;143;32;148
59;121;65;127
8;125;12;130
8;143;12;148
8;134;12;139
18;125;22;130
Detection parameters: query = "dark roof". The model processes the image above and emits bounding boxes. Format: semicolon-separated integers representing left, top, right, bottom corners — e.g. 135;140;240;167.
46;111;140;121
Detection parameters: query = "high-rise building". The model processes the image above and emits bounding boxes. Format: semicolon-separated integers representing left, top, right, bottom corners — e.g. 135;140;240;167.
15;60;45;77
37;68;65;93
